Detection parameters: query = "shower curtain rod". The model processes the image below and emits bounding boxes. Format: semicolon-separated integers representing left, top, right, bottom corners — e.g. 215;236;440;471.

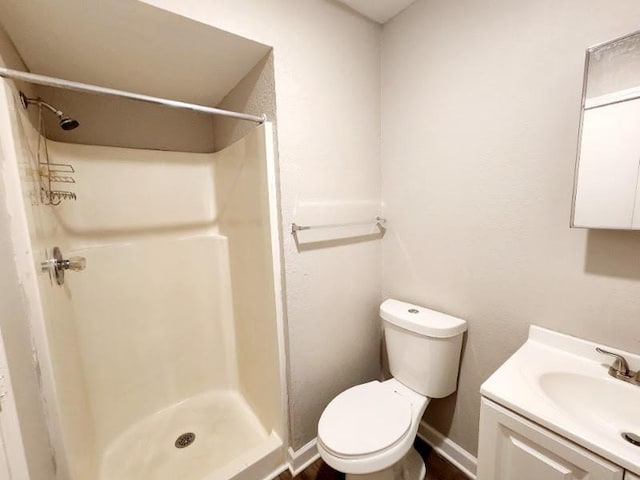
0;67;266;124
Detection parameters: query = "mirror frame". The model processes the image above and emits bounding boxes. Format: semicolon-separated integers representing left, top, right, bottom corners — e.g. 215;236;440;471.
570;29;640;229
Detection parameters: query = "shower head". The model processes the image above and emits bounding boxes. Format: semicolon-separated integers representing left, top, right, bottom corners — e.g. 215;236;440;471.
59;116;79;131
19;91;80;131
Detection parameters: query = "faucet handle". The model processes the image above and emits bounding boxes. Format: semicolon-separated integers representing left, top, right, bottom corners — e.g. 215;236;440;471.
596;347;632;378
67;256;86;272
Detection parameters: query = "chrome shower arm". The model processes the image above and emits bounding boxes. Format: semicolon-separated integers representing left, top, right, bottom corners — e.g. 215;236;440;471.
35;100;63;118
19;91;80;131
19;93;63;117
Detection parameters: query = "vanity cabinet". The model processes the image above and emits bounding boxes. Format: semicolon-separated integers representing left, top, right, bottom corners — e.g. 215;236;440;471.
478;399;624;480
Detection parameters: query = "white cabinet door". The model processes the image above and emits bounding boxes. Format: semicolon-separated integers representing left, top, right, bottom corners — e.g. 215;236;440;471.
625;472;640;480
478;398;623;480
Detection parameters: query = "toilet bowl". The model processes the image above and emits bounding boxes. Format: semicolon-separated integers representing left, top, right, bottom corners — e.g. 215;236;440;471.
318;379;429;479
317;299;467;480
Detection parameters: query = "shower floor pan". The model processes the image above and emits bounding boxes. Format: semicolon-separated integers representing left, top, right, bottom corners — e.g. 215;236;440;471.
99;390;282;480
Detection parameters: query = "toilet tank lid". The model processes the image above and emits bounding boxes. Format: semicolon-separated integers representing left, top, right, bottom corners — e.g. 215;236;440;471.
380;299;467;338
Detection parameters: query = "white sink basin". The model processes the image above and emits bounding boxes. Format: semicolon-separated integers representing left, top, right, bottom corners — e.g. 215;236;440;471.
538;372;640;435
481;326;640;476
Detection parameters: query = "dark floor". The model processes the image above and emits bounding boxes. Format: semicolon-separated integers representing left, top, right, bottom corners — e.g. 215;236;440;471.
277;438;468;480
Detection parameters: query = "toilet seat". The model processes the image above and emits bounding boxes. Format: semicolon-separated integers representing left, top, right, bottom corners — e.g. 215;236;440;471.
318;381;412;458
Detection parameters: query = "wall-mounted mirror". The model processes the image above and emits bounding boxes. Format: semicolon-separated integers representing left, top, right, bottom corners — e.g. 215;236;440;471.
572;31;640;229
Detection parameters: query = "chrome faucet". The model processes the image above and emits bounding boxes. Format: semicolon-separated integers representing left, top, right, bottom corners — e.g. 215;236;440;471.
596;347;640;386
41;246;86;286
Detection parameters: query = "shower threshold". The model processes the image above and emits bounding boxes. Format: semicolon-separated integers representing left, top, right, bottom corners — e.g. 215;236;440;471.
99;390;282;480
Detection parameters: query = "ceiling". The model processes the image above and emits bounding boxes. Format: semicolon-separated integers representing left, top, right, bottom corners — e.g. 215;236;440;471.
334;0;417;24
0;0;270;106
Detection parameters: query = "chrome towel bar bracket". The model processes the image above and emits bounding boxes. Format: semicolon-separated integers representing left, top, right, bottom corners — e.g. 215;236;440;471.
291;216;386;234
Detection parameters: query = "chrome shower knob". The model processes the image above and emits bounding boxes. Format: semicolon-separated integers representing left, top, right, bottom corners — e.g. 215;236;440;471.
41;247;86;286
65;256;86;272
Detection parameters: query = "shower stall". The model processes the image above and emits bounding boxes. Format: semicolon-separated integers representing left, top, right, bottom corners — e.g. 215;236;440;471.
0;67;287;480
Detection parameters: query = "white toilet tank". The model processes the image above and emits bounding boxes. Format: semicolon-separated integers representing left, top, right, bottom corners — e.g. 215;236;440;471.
380;299;467;398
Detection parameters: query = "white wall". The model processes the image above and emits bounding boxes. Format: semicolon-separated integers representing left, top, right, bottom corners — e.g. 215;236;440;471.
0;25;57;480
212;51;277;151
382;0;640;456
142;0;383;449
38;88;216;153
1;87;99;480
213;51;275;152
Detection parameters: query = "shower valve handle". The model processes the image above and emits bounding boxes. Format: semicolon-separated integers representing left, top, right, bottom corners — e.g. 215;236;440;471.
65;256;86;272
41;247;86;286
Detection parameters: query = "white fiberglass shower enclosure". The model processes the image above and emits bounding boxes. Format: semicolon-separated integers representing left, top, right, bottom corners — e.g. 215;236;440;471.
0;74;287;480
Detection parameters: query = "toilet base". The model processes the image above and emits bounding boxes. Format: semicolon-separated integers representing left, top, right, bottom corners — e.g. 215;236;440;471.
345;447;426;480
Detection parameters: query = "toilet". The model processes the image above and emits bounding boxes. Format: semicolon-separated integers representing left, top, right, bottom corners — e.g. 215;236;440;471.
317;299;467;480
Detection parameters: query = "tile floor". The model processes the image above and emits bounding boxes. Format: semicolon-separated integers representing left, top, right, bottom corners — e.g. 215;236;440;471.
277;439;468;480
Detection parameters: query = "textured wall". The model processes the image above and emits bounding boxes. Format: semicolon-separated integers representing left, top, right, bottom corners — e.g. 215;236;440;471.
213;52;276;151
382;0;640;457
143;0;383;450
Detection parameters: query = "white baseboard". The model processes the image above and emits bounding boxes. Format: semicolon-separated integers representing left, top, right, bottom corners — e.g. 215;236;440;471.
287;438;320;476
263;464;289;480
285;427;475;479
417;421;477;480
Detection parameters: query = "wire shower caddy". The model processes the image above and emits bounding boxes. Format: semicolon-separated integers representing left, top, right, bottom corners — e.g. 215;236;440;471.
34;104;76;205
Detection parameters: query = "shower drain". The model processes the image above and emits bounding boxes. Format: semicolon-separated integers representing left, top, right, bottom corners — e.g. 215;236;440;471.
622;432;640;447
175;432;196;449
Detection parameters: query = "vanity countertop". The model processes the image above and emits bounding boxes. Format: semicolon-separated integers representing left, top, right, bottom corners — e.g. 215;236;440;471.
481;326;640;475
